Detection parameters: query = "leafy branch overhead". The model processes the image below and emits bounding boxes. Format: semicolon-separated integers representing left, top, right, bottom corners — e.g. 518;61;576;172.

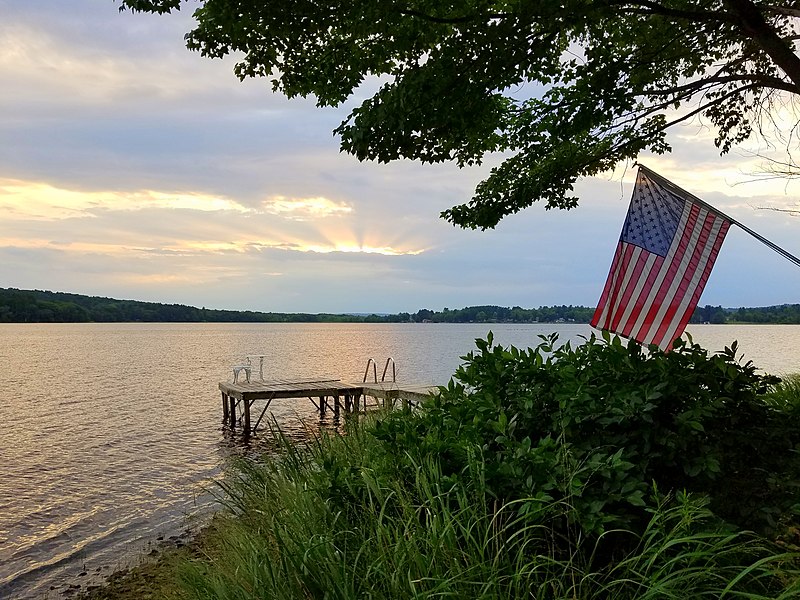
122;0;800;228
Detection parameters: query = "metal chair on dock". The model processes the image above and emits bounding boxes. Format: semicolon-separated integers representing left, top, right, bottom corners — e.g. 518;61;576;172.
232;364;251;383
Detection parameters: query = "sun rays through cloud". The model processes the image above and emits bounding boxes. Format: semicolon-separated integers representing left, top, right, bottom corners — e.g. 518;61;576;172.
0;176;430;293
261;195;352;219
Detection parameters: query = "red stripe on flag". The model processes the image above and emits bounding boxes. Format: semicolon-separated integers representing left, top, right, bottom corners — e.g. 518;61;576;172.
673;219;731;343
650;210;718;348
608;246;649;332
619;250;665;338
605;243;637;330
631;204;702;343
591;242;625;328
618;253;662;338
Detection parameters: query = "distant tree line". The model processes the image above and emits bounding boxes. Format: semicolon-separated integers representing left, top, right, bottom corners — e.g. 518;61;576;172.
0;288;408;324
410;305;593;323
684;304;800;325
1;288;800;325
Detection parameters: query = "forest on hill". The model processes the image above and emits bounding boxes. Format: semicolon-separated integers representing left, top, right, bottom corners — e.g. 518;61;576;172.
0;287;798;325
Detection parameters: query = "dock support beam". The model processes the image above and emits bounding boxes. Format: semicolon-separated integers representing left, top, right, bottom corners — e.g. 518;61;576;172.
222;392;229;423
229;396;237;428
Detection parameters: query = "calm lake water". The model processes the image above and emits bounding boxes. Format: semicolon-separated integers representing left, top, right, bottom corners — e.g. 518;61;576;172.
1;322;799;598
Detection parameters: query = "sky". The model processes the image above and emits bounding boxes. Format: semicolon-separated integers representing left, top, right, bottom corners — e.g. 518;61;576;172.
2;1;800;314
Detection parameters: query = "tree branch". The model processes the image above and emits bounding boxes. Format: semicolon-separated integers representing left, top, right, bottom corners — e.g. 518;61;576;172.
724;0;800;91
396;8;508;24
661;83;761;129
764;5;800;19
646;73;797;96
608;0;737;24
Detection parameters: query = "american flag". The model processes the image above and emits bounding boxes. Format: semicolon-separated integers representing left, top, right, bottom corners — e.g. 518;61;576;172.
591;166;731;350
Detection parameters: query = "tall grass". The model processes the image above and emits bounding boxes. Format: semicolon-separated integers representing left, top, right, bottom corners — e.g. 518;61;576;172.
766;374;800;418
176;416;800;600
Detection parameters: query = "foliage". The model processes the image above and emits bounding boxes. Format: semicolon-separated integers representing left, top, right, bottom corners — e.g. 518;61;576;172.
729;304;800;324
373;333;800;535
765;373;800;418
121;0;800;228
0;288;410;323
175;421;800;600
413;304;594;323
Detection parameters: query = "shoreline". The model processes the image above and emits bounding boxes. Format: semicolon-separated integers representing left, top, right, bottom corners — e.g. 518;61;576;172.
69;520;215;600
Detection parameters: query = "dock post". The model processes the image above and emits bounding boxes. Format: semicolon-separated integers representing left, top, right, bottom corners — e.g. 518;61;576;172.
243;400;251;436
229;396;237;427
344;393;351;412
334;394;340;418
222;392;229;423
319;396;326;416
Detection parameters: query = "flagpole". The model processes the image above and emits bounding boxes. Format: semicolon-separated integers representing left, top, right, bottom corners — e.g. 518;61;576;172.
637;164;800;270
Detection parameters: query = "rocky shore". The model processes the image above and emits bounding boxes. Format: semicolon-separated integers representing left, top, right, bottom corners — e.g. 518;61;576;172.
68;527;206;600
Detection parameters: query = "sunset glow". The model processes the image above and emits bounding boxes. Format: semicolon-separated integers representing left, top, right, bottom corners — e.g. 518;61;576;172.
0;179;247;220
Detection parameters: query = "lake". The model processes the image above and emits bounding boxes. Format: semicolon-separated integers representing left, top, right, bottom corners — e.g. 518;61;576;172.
1;322;799;598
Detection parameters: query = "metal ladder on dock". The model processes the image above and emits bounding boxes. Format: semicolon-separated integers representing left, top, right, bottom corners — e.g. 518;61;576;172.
362;357;396;383
362;358;397;408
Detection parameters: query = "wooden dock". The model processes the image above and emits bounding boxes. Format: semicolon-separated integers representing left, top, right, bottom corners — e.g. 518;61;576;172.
361;382;440;405
219;377;439;435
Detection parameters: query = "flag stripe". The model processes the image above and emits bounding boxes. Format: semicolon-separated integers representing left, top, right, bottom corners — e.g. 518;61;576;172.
590;242;624;328
626;201;697;340
608;244;649;332
667;220;731;345
592;168;730;350
618;250;661;337
650;211;723;347
638;205;711;345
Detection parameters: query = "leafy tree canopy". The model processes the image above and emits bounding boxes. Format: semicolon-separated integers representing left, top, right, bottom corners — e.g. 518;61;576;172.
122;0;800;228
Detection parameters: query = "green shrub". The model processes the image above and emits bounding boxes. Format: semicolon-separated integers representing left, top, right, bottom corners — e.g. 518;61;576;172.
373;333;800;535
178;422;800;600
766;374;800;418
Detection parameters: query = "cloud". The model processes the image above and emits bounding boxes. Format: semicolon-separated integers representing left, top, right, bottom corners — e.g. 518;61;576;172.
261;196;352;220
2;0;800;313
0;178;250;220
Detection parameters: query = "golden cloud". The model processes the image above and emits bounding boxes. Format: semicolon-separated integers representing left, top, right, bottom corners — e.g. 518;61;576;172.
261;196;352;220
0;178;247;220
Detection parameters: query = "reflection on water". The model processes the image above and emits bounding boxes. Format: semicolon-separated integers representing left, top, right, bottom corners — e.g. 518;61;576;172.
0;322;798;598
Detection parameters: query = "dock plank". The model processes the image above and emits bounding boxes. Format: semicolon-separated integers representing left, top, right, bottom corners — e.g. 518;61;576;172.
359;382;440;404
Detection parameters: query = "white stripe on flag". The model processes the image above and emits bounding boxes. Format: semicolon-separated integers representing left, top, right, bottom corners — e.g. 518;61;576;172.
612;248;658;334
603;244;640;328
656;215;726;347
626;199;694;339
638;205;711;345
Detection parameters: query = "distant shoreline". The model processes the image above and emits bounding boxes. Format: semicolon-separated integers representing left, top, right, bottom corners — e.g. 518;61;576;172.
3;287;800;325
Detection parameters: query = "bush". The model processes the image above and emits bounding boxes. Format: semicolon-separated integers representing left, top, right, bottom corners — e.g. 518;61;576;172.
373;333;800;535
